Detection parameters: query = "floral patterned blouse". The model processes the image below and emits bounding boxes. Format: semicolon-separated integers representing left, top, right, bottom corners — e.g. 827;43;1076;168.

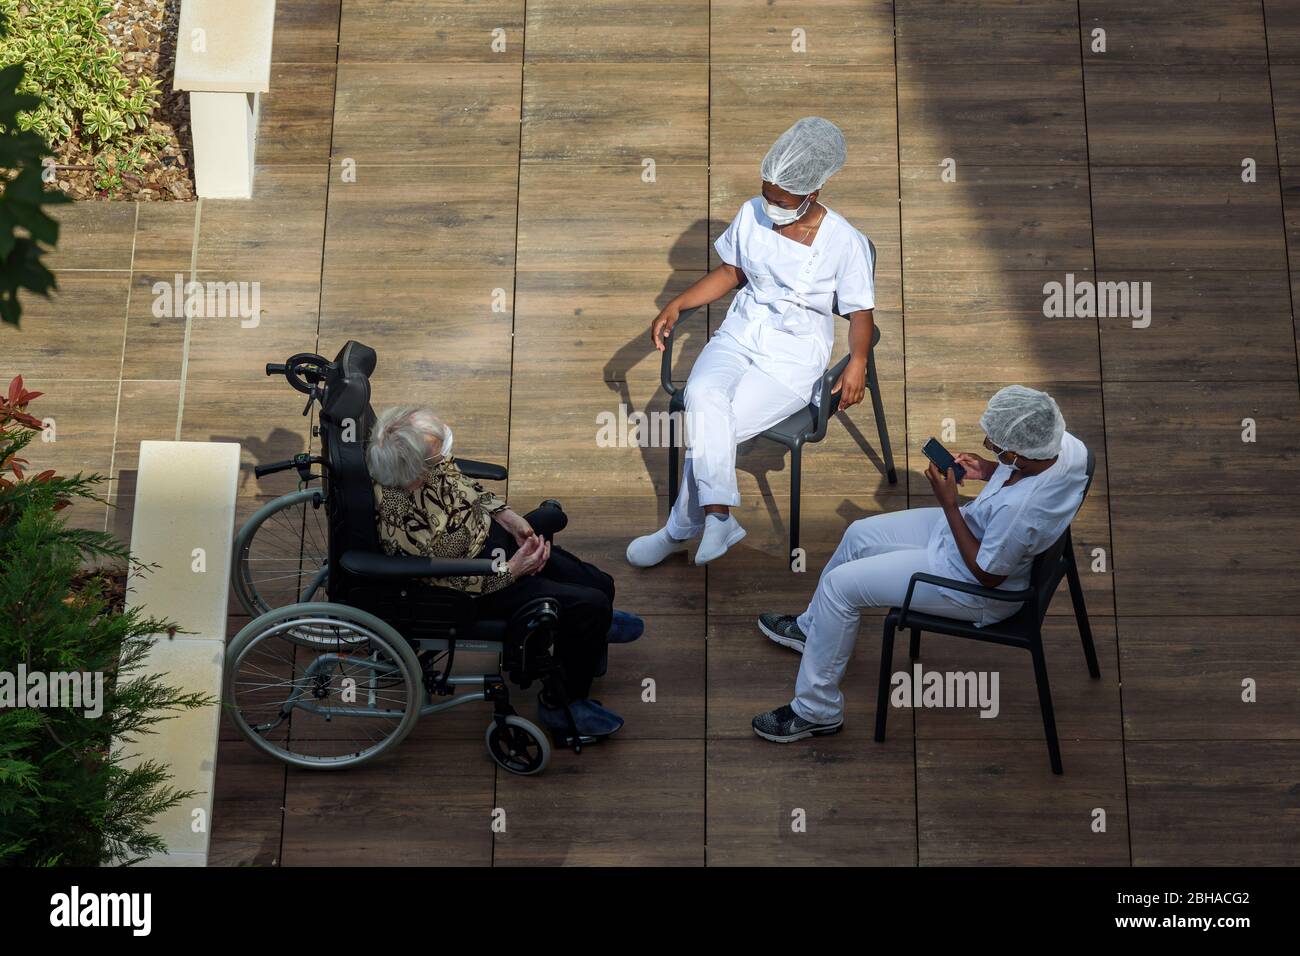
374;457;513;594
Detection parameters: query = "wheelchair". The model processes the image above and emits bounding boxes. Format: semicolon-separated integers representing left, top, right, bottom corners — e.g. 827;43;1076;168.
224;340;592;775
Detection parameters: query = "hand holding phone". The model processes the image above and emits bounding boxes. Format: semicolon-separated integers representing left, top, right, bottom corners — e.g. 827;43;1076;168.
922;437;967;484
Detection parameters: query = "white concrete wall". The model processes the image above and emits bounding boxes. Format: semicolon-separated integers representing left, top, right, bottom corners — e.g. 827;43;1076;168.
116;440;241;866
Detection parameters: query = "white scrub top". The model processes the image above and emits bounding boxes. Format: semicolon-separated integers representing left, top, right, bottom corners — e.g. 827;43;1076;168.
713;197;876;399
926;431;1091;625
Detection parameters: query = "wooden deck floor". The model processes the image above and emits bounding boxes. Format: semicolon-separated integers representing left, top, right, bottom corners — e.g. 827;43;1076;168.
7;0;1300;866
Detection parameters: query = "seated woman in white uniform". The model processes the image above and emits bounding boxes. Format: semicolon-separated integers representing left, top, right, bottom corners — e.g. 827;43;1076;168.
627;116;879;567
751;386;1092;743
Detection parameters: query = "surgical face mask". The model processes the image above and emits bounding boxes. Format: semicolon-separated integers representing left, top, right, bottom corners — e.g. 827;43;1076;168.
763;193;811;226
986;438;1022;471
427;426;454;466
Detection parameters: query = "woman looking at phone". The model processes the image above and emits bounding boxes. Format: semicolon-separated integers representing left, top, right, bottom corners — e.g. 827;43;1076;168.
748;385;1091;743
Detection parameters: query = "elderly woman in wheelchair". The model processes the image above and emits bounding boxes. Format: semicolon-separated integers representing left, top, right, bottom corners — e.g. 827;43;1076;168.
224;341;641;776
367;404;641;739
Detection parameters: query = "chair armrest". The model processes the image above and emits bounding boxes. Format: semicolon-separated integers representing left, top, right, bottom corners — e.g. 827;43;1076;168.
661;305;703;396
811;354;853;441
340;550;499;579
900;571;1034;620
456;459;508;481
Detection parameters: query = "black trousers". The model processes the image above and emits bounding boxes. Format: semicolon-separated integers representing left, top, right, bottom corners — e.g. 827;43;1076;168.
473;506;614;700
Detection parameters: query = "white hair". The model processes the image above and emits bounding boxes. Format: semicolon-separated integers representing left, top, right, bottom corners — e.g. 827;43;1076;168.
367;405;449;487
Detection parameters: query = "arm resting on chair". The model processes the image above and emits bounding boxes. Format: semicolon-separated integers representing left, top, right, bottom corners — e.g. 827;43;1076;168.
340;550;498;580
900;571;1034;619
660;305;703;397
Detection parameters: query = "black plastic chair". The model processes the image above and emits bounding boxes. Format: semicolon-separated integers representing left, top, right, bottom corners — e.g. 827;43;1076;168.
660;238;897;557
873;448;1099;775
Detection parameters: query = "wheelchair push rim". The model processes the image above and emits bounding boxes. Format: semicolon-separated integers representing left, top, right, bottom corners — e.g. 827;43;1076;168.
232;488;331;621
225;603;423;770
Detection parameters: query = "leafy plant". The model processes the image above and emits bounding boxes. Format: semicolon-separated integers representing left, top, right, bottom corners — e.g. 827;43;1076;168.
0;1;163;153
0;10;68;327
0;377;213;865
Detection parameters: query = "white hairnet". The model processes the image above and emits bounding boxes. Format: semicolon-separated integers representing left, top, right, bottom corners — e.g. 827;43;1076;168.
979;385;1066;459
760;117;847;195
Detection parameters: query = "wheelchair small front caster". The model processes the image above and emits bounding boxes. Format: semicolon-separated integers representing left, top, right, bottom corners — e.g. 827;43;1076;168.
485;715;550;775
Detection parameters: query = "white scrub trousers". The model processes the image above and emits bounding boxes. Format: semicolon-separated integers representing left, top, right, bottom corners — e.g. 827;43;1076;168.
666;328;814;539
791;508;1009;724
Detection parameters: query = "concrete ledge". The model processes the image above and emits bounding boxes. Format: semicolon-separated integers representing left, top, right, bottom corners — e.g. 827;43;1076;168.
174;0;277;94
115;440;241;866
174;0;276;197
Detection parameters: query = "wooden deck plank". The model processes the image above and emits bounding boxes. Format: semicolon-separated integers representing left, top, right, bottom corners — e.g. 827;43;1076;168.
1090;166;1288;271
522;63;708;165
1118;617;1300;740
898;62;1086;167
332;63;522;164
707;737;916;866
1110;495;1300;616
1103;381;1300;496
1084;66;1277;167
337;0;526;63
1126;741;1300;865
493;740;705;866
1097;270;1297;382
895;0;1080;65
900;164;1094;273
916;739;1130;865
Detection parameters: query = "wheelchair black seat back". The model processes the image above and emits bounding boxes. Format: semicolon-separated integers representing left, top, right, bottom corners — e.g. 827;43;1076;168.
223;340;582;775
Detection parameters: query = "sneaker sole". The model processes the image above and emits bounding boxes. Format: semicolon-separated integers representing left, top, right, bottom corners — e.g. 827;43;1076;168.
756;617;806;654
752;719;844;744
693;524;747;565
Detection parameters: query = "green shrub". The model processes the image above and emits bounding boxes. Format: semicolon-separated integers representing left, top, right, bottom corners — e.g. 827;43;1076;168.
0;0;162;153
0;377;212;865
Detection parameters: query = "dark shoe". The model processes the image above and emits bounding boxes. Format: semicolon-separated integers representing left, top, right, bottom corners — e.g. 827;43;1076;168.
607;610;644;644
539;698;624;738
757;612;806;653
752;704;842;743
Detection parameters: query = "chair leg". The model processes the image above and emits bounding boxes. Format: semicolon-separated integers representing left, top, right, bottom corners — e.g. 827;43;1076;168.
867;354;897;484
908;627;921;661
874;615;898;742
1030;639;1064;775
789;445;802;559
668;413;679;506
1065;546;1100;679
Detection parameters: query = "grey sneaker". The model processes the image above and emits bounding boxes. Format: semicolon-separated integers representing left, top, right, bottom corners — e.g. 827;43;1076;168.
757;612;807;653
752;704;843;743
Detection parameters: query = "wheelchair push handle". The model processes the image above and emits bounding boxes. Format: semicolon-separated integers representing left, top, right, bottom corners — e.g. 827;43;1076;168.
255;453;322;482
267;352;332;396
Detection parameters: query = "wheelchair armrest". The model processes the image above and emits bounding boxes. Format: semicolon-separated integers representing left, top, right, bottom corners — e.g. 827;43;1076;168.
661;305;703;397
900;572;1034;621
340;550;499;580
456;459;508;481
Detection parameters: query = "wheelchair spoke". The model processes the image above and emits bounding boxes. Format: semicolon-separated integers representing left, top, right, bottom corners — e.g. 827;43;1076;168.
228;614;420;767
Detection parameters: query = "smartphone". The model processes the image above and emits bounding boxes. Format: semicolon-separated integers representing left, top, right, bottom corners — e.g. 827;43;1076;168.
922;437;966;483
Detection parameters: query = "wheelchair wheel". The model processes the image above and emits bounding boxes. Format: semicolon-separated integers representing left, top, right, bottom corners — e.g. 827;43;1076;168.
232;489;330;618
225;603;422;770
485;715;550;776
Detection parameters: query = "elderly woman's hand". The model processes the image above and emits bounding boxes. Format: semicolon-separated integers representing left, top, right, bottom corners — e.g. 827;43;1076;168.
495;508;535;547
507;534;549;578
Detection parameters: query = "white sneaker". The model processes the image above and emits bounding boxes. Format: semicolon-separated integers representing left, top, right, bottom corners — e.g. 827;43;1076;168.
626;527;690;568
694;514;746;565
